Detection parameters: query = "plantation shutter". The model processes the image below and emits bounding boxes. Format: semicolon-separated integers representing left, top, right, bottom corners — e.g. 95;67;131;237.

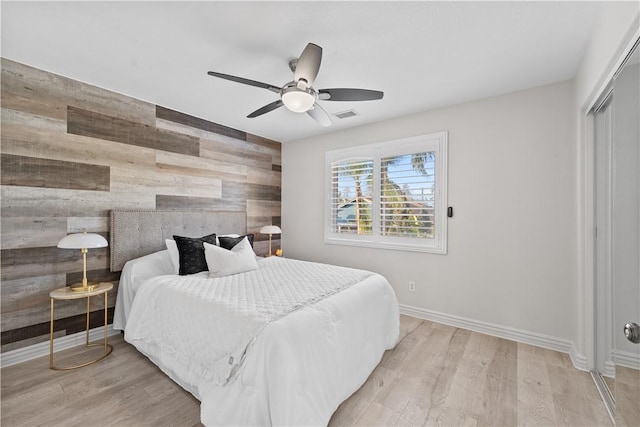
330;158;374;235
380;151;436;238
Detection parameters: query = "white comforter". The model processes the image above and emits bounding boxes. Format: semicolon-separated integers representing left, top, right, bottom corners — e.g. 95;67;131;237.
116;253;399;426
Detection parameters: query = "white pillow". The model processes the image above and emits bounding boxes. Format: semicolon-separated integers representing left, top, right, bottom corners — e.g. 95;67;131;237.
165;239;180;274
204;237;258;277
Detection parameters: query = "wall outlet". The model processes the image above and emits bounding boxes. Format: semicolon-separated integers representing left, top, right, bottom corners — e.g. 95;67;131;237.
408;281;416;292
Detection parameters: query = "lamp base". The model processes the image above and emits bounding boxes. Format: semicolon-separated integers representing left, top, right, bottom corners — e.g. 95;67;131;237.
70;283;100;292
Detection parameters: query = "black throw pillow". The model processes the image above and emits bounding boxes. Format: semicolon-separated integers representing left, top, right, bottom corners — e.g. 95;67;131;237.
173;233;217;275
218;234;255;250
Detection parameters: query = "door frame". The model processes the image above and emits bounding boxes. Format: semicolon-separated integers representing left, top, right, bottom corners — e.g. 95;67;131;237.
580;27;640;373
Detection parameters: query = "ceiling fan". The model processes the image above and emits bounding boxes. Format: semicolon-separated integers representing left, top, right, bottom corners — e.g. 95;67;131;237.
207;43;384;127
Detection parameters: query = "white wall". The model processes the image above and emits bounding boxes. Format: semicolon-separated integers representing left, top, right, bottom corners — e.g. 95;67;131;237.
282;81;575;344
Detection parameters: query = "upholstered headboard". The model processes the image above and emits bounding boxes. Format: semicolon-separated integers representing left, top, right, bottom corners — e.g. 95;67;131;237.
110;210;246;272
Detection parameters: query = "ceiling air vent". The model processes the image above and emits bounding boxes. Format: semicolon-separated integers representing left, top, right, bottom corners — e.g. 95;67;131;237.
332;109;360;120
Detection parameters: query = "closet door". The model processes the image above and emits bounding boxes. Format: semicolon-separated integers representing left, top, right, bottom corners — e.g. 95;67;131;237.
594;95;615;406
612;44;640;427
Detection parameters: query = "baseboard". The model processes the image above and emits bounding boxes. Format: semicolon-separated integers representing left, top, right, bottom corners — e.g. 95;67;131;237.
0;325;120;368
614;349;640;370
569;343;590;371
603;360;616;378
400;304;587;371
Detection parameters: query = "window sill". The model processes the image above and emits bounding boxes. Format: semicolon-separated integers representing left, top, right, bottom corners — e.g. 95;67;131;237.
324;237;447;254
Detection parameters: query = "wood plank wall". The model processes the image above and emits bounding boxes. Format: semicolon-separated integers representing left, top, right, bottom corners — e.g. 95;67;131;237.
0;58;282;352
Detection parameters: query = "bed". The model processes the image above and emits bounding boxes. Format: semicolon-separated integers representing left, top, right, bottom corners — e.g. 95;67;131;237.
110;210;399;426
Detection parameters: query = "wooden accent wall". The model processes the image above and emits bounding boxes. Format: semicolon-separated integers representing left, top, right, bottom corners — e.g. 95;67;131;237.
0;58;282;352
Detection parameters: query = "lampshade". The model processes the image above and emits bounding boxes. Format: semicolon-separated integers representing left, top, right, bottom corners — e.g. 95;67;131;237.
281;87;316;113
58;233;108;249
260;225;282;235
57;233;108;292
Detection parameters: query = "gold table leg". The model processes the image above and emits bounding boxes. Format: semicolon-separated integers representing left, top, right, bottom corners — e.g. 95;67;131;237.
49;291;113;371
104;291;108;350
49;298;54;369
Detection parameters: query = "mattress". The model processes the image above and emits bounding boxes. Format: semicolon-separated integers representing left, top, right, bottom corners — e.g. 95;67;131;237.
115;252;399;426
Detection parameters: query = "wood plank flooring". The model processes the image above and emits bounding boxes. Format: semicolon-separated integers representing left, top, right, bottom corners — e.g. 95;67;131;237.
0;316;612;427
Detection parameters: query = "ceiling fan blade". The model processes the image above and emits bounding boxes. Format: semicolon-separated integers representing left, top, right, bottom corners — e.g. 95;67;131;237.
318;88;384;101
247;100;284;118
307;103;332;127
294;43;322;86
207;71;280;94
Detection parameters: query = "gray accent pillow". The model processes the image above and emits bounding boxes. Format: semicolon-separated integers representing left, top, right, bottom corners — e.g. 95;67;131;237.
218;234;255;250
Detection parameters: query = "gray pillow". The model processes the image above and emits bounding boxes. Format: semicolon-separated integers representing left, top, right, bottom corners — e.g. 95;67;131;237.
218;234;255;250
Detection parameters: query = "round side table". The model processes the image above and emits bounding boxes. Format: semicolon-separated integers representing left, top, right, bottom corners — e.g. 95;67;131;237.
49;282;114;370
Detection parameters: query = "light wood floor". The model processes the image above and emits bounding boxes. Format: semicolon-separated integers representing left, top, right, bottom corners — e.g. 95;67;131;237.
1;316;612;426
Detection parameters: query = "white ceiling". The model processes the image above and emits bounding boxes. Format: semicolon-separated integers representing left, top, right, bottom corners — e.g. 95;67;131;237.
1;1;601;143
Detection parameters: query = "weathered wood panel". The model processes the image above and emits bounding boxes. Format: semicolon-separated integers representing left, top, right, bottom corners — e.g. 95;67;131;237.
0;217;67;250
1;107;66;132
157;117;281;164
110;166;222;199
1;275;66;317
1;286;118;333
156;105;246;141
155;195;246;212
200;137;273;170
67;217;110;233
1;246;109;282
0;58;281;351
1;185;157;218
222;182;281;201
2;109;157;169
247;133;282;166
1;154;110;191
155;150;248;182
247;167;281;187
247;200;281;218
246;132;282;151
67;106;200;156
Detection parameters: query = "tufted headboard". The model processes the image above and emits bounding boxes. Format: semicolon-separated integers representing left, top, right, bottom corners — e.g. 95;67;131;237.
110;210;246;272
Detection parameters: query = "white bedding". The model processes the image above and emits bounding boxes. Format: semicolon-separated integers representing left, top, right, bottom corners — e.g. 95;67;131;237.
115;253;399;426
112;249;175;331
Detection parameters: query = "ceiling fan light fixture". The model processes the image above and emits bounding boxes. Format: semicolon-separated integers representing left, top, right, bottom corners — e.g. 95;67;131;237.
281;85;316;113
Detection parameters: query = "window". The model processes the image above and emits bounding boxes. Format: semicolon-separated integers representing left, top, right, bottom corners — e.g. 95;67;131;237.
325;132;448;253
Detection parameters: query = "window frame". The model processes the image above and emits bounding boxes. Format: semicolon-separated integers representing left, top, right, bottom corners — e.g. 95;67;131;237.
325;131;448;254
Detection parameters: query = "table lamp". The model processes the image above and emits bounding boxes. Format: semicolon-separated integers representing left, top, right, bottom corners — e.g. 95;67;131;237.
259;225;282;257
57;232;108;292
